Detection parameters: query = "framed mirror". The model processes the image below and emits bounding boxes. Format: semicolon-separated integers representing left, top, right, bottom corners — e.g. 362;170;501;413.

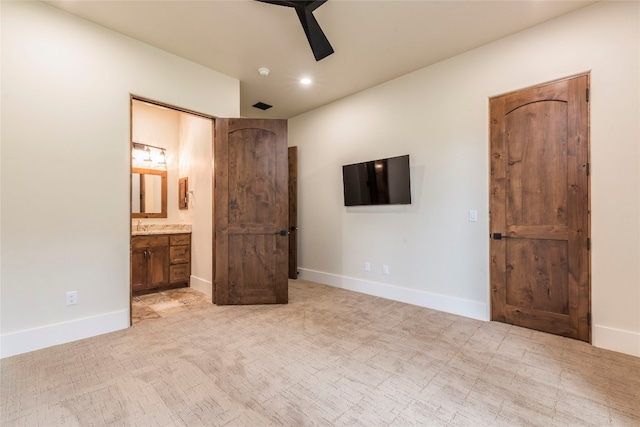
132;167;167;218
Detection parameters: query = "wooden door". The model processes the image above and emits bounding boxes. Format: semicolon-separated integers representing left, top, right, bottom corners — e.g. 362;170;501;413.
288;146;298;279
214;119;288;305
490;75;590;341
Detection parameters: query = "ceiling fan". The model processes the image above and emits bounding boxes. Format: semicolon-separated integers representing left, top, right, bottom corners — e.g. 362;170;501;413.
256;0;334;61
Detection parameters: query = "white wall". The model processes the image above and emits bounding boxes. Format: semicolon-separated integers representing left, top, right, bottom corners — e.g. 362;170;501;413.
290;1;640;357
179;114;214;297
0;1;238;357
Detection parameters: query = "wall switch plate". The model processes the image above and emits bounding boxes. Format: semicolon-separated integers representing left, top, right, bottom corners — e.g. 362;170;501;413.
382;264;389;275
469;210;478;222
66;291;78;305
364;262;371;272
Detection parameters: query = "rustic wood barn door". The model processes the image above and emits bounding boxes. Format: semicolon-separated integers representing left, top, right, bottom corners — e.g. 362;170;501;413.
490;75;590;341
214;119;289;305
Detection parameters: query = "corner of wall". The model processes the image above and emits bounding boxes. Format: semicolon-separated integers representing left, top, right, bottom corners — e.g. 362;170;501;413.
593;324;640;357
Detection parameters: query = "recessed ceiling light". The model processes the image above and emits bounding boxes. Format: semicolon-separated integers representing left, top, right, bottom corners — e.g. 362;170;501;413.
300;77;312;85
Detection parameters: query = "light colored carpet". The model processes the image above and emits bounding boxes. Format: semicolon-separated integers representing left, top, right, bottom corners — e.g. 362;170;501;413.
1;279;639;426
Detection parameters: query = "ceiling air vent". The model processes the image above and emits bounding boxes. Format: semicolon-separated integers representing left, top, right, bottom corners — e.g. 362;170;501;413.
252;102;273;111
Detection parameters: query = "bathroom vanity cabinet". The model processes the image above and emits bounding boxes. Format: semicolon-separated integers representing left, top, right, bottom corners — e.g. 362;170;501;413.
131;233;191;294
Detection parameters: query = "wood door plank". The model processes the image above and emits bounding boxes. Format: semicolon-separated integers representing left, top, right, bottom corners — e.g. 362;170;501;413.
503;79;567;113
215;119;230;305
567;75;591;341
505;239;569;314
504;306;576;337
506;225;570;240
490;95;508;323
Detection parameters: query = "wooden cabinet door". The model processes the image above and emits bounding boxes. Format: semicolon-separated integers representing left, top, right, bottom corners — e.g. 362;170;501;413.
131;249;148;292
490;75;590;341
215;118;288;305
146;245;169;288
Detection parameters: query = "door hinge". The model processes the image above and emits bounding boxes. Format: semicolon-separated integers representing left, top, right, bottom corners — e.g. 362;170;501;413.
586;88;589;102
586;162;590;176
587;312;591;326
587;237;591;250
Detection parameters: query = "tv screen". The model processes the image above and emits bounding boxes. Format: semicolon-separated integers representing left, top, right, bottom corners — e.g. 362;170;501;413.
342;155;411;206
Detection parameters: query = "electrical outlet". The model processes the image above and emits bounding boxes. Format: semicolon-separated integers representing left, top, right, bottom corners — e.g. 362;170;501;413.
364;262;371;272
66;291;78;305
382;264;389;275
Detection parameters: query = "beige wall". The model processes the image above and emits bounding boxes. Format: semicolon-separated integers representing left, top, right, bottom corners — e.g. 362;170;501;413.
0;1;237;357
290;1;640;356
178;114;214;297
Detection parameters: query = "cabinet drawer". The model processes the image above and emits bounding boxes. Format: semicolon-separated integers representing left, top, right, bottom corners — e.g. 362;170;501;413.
170;234;191;246
170;264;190;284
132;235;169;250
170;245;190;264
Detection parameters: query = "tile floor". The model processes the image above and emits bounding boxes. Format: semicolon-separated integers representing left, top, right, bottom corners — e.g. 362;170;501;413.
131;287;211;324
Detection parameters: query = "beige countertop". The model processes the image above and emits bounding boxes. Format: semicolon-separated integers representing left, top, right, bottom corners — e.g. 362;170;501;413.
132;224;192;236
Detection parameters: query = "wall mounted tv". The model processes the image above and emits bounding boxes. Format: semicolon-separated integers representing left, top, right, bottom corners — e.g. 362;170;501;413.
342;154;411;206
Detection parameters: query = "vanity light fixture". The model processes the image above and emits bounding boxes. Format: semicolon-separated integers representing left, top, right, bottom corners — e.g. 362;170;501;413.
132;142;168;169
144;146;152;162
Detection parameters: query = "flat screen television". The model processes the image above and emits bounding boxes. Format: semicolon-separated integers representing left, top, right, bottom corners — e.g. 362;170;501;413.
342;154;411;206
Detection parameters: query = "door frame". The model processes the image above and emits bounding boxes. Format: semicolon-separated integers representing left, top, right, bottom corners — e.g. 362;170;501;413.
288;146;298;280
487;74;591;341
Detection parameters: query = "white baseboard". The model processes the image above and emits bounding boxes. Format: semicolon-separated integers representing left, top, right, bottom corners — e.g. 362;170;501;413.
593;324;640;357
299;269;640;358
0;309;129;359
298;268;488;321
190;275;213;298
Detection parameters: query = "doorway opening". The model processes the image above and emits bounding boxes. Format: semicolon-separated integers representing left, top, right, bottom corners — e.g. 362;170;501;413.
129;96;215;325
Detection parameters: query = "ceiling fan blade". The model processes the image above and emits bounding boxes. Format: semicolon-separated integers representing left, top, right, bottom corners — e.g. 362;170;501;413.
295;7;334;61
256;0;327;10
255;0;334;61
305;0;328;12
255;0;297;8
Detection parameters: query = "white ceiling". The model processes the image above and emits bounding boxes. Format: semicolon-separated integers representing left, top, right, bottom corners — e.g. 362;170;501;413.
45;0;596;119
